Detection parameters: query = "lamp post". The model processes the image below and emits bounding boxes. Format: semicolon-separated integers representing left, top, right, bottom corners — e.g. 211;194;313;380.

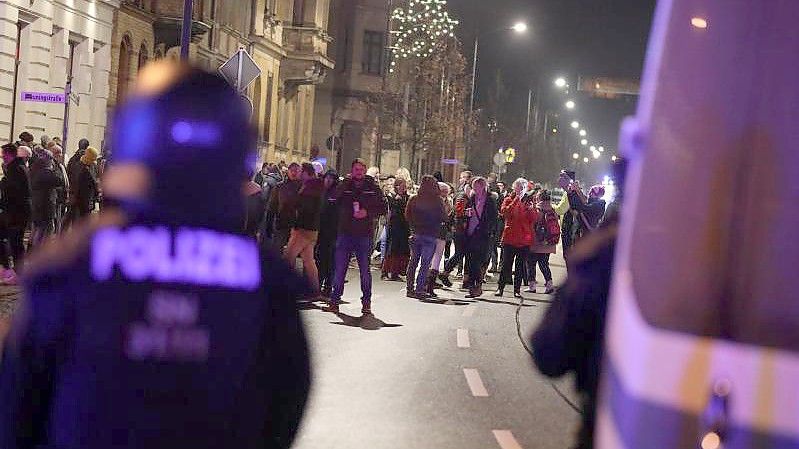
180;0;193;61
465;21;528;167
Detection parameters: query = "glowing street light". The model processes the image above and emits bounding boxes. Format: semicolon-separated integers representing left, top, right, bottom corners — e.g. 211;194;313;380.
552;128;558;133
570;121;579;129
512;22;528;33
565;100;576;109
598;146;605;152
572;152;579;159
611;155;618;161
583;157;589;163
691;17;708;29
590;145;596;151
592;151;600;159
579;129;587;137
580;139;588;146
555;77;567;88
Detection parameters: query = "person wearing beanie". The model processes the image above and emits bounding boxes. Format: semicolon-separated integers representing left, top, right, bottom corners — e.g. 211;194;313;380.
316;169;339;296
0;61;311;449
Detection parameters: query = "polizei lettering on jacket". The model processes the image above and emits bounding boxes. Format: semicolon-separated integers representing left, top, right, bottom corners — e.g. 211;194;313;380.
92;227;261;290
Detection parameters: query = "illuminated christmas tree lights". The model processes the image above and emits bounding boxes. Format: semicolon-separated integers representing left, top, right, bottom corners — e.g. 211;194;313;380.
389;0;459;73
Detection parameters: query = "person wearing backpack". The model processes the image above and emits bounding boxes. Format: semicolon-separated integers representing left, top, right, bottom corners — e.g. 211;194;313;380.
530;190;560;294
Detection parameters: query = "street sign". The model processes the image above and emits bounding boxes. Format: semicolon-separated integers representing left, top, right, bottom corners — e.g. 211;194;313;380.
21;91;65;103
441;158;459;165
218;48;261;92
493;150;507;167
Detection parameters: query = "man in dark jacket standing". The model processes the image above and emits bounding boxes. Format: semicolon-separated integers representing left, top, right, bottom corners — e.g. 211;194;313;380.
267;162;301;252
326;158;387;315
0;64;310;449
0;143;32;280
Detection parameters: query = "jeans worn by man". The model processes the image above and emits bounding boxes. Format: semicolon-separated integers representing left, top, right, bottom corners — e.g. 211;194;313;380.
330;235;374;309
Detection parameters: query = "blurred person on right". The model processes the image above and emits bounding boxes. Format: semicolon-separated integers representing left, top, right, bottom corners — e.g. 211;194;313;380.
0;63;310;449
531;158;626;449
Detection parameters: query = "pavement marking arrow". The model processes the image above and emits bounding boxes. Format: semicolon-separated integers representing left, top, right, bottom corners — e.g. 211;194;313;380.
457;328;471;348
492;430;524;449
463;368;489;397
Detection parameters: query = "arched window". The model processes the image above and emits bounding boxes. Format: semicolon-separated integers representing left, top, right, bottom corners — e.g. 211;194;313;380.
116;35;132;104
138;43;149;72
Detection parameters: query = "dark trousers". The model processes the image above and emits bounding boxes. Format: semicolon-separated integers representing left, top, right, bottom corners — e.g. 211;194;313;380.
444;232;466;274
316;236;336;292
272;228;290;253
331;235;373;305
1;227;26;270
529;252;553;282
465;236;490;289
498;244;529;290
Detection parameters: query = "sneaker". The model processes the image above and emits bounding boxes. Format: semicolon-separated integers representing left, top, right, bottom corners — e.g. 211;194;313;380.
545;281;555;294
380;273;389;281
465;287;483;299
513;290;523;299
323;303;340;313
455;272;464;279
361;304;372;315
525;282;538;293
438;274;453;288
406;291;421;299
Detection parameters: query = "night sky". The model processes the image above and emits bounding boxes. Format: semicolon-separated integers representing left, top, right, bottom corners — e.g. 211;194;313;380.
449;0;656;151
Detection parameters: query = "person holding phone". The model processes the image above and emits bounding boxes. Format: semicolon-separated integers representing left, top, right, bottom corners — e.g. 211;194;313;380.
326;159;388;315
495;178;538;298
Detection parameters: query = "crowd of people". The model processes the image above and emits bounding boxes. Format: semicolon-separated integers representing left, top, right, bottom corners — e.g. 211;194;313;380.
0;132;104;284
249;157;613;314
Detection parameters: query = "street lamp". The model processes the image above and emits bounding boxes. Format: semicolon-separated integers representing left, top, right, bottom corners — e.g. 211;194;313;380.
611;155;618;161
583;157;589;163
552;128;558;133
555;77;567;88
466;21;529;165
598;146;604;152
565;100;576;109
581;139;588;145
592;151;600;159
572;153;579;159
589;145;596;151
579;129;587;137
570;121;579;129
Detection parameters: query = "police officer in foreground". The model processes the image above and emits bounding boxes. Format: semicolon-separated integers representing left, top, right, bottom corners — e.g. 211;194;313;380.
0;62;311;449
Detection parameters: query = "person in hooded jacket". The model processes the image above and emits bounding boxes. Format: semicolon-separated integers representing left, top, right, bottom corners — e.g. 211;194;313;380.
29;150;65;246
316;169;339;297
0;63;311;449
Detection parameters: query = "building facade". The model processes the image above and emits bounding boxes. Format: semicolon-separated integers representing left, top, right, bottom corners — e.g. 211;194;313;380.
1;0;120;153
312;0;391;174
109;0;333;166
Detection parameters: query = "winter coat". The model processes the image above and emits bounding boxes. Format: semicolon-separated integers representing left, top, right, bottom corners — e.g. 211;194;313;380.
243;181;265;237
0;157;32;229
531;201;558;254
334;175;387;238
30;163;65;224
405;195;445;238
293;178;324;232
464;194;498;242
573;196;607;231
500;193;538;248
268;179;301;232
74;163;99;216
318;184;339;244
386;193;410;254
54;162;69;205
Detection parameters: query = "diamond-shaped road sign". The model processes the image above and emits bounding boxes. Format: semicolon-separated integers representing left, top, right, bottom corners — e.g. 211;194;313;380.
218;48;261;92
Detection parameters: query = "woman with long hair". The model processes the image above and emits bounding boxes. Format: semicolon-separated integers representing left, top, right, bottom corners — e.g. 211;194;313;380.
405;175;446;299
382;177;411;281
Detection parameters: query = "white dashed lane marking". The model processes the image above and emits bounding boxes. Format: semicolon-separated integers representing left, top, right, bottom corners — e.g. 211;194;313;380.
463;368;489;397
456;328;470;348
493;430;524;449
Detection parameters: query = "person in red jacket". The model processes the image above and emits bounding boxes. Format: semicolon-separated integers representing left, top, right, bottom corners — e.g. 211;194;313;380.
496;178;538;298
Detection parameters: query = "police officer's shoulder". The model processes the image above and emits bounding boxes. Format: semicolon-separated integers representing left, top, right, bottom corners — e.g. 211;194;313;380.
566;224;618;273
22;211;128;283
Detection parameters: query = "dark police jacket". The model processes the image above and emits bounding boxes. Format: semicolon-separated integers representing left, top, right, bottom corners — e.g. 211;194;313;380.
0;212;311;449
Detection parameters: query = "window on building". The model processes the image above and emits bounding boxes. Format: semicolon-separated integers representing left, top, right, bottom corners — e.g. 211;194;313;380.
117;36;132;104
293;0;305;25
138;44;149;72
362;31;385;75
264;73;274;142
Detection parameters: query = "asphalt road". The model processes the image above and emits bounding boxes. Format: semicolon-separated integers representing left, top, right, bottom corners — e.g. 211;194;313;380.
0;253;582;449
294;253;582;449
